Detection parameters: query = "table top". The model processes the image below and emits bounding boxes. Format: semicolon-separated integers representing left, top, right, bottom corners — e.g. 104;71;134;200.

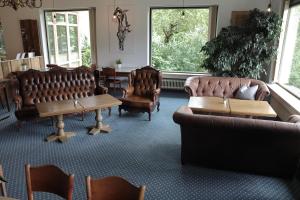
188;96;230;114
0;197;18;200
188;96;277;118
228;98;277;117
36;94;122;118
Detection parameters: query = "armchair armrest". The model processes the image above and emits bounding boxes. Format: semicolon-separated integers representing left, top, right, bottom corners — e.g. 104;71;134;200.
10;78;22;110
150;88;161;102
121;86;134;98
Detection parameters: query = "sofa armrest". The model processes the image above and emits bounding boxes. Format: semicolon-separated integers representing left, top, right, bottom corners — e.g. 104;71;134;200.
256;82;270;100
95;85;108;95
184;76;201;97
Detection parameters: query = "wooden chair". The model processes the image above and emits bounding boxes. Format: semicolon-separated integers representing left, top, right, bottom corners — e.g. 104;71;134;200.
25;164;74;200
0;165;7;197
86;176;146;200
102;67;122;94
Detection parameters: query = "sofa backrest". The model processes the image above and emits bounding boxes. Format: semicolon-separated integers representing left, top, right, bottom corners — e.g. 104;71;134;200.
173;106;300;178
17;67;96;106
184;76;270;100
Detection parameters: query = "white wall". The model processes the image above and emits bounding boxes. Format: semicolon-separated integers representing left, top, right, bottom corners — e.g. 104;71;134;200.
0;0;282;68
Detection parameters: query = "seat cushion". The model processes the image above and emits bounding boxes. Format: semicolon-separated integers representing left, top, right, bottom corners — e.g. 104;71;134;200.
120;96;154;109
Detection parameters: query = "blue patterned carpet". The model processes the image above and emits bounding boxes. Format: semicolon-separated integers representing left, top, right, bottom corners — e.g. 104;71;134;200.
0;91;299;200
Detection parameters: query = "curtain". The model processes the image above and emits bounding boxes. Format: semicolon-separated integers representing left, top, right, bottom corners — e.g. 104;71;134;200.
89;7;98;66
208;5;218;40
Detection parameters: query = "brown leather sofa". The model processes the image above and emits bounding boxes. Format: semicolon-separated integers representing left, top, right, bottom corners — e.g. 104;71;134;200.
119;66;162;121
184;76;270;100
13;66;107;121
173;106;300;178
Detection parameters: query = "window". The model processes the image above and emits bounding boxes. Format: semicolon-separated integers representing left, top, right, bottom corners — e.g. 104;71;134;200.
0;22;6;61
150;7;217;73
276;4;300;97
44;10;92;68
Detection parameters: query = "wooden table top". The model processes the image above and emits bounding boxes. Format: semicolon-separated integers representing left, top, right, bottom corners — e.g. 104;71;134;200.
36;94;122;118
188;96;277;118
188;96;230;114
0;197;18;200
228;98;277;117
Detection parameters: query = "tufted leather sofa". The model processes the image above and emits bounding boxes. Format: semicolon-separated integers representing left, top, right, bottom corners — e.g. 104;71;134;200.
119;66;162;121
13;66;107;121
173;106;300;178
184;76;270;100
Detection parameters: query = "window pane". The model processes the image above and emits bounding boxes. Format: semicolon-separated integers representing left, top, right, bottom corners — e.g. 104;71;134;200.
151;8;209;72
57;26;68;63
56;14;66;23
278;5;300;97
68;14;77;24
46;12;53;22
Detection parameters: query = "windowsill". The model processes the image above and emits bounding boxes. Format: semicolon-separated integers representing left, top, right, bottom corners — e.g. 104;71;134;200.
268;83;300;114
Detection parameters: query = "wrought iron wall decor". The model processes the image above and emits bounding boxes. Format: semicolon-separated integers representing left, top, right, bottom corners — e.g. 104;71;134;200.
0;0;42;10
113;7;131;51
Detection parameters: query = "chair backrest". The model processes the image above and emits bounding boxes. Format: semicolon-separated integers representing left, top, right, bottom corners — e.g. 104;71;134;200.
86;176;146;200
25;164;74;200
132;66;161;97
0;165;7;197
102;67;117;78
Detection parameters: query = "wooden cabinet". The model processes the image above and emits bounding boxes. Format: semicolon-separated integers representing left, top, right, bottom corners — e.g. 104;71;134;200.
20;19;41;56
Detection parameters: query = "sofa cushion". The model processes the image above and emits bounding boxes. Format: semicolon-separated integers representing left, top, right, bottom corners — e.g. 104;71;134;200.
235;85;258;100
120;96;153;109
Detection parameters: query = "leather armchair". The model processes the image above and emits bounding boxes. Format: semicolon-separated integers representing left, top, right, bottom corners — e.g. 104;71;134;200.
173;106;300;178
119;66;162;121
184;76;270;100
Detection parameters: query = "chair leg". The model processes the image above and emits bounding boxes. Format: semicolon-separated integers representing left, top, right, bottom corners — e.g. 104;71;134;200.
108;107;111;116
157;101;160;112
119;107;122;117
148;112;151;121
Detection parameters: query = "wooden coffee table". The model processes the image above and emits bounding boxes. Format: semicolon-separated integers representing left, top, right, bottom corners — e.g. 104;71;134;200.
36;94;122;142
188;96;277;118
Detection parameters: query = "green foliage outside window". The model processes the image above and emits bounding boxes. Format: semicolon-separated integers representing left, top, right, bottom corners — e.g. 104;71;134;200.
201;9;281;79
289;7;300;88
151;8;209;72
69;26;79;53
57;26;68;54
81;36;91;66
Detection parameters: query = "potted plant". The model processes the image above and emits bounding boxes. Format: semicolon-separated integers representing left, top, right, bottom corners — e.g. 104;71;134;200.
201;9;282;79
116;59;122;68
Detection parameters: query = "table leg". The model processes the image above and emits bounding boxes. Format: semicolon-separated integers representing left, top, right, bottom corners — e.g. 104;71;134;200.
46;114;75;142
3;87;10;112
89;109;112;135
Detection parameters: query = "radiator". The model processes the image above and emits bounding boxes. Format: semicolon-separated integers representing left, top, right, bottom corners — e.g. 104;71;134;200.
162;78;185;90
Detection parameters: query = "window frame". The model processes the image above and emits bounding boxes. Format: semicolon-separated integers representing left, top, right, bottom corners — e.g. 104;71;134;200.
43;9;91;68
274;2;300;99
149;6;217;74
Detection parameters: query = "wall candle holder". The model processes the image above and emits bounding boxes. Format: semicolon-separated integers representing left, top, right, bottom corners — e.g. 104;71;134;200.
113;7;132;51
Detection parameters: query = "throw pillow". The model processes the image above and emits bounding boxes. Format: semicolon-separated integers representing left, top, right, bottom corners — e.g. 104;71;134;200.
235;85;259;100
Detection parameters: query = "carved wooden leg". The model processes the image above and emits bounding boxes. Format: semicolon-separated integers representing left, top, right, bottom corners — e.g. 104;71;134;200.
148;112;151;121
89;109;112;135
157;101;160;112
119;106;122;117
46;114;75;143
